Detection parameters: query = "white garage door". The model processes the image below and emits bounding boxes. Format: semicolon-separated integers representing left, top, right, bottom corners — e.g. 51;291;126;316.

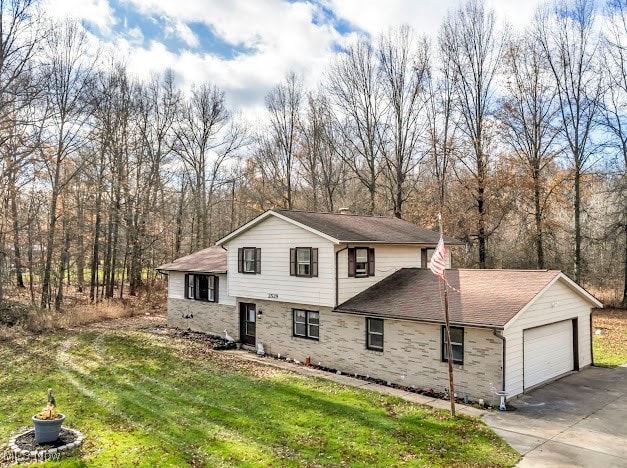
523;320;574;389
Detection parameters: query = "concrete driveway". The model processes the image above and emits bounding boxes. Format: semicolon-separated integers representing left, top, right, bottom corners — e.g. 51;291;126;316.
483;365;627;467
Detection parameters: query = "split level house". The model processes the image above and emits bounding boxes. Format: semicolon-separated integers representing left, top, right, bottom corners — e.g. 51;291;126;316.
157;209;602;402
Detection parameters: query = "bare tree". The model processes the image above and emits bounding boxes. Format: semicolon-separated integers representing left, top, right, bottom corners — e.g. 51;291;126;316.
263;72;303;210
440;0;504;267
602;0;627;304
500;33;562;269
39;20;97;309
327;38;385;215
297;91;346;212
174;83;244;249
0;0;41;291
536;0;603;283
378;25;430;218
128;70;179;295
426;41;458;211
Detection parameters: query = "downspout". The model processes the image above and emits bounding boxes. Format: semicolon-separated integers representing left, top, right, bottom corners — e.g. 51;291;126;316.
590;313;594;366
493;329;506;392
335;245;348;307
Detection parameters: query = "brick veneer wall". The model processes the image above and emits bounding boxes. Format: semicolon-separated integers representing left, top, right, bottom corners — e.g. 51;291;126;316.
254;298;503;402
167;298;239;339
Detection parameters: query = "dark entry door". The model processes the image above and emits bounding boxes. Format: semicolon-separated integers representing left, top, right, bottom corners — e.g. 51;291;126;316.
239;303;256;346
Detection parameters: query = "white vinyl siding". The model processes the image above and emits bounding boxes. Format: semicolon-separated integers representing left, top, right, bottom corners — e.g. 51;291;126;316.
226;216;335;307
503;278;593;397
337;244;450;304
523;320;574;389
167;271;235;305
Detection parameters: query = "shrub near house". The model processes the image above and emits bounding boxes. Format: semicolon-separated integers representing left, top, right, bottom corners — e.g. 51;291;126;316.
158;209;602;402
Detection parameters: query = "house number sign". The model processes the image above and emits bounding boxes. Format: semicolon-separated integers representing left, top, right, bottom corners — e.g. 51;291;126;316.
267;293;279;299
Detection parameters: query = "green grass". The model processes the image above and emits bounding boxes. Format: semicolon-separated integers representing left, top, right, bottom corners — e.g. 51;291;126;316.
593;309;627;368
0;329;519;467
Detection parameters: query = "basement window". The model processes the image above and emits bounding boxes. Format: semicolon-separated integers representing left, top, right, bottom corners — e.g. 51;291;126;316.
366;318;384;351
442;326;464;365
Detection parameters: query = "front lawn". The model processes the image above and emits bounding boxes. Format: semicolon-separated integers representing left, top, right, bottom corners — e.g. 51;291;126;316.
593;308;627;367
0;327;518;467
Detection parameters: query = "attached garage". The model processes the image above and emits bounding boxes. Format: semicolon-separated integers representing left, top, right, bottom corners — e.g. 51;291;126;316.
332;267;602;401
504;274;602;398
523;320;575;389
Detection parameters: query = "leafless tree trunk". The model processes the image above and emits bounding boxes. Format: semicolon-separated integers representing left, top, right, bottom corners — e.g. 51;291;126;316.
602;0;627;304
426;42;457;211
327;38;384;215
174;83;244;249
536;0;603;283
40;19;97;308
379;25;430;218
441;0;504;267
263;72;302;210
500;33;561;269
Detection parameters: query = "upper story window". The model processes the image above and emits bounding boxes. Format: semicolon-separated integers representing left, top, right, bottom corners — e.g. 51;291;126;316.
238;247;261;274
442;326;464;365
426;248;435;265
290;247;319;277
348;247;375;278
185;274;218;302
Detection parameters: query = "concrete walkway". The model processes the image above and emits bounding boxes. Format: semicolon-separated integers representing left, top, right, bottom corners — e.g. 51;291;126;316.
224;349;486;418
483;365;627;468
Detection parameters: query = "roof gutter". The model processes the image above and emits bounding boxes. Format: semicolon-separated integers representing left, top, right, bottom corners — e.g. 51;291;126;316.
332;307;505;330
492;329;506;392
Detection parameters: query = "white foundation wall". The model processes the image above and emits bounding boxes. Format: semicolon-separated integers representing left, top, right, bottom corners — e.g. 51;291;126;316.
503;278;593;397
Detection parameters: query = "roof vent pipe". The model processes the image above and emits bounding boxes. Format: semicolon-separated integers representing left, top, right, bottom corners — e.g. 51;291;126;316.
338;207;350;215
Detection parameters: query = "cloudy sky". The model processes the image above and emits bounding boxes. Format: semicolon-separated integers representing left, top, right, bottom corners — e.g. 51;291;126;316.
41;0;542;117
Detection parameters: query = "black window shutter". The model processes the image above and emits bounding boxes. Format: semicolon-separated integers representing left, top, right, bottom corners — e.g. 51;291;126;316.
368;248;375;276
311;248;318;277
184;274;189;299
214;276;219;303
348;248;356;277
238;248;243;273
290;248;296;276
255;248;261;274
421;248;428;269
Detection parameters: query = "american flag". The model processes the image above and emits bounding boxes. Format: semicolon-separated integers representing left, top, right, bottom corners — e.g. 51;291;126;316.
429;237;447;278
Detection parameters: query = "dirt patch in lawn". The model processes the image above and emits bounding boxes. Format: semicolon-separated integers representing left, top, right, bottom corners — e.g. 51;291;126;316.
593;308;627;367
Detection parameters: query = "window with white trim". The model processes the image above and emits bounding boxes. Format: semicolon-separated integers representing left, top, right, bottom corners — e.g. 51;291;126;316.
293;309;320;340
442;326;464;365
185;274;218;302
366;318;384;351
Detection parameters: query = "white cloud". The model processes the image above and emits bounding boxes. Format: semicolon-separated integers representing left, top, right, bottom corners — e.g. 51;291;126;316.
40;0;546;123
41;0;116;35
127;26;144;44
324;0;541;39
165;20;199;48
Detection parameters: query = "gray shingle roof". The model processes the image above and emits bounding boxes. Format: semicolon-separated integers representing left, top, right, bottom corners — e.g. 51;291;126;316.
275;210;464;244
335;268;563;328
157;246;227;273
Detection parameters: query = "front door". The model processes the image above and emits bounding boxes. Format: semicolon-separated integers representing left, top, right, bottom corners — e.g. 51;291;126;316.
239;303;256;346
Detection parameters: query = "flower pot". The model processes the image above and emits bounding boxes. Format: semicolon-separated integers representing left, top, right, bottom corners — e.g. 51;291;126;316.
32;414;65;443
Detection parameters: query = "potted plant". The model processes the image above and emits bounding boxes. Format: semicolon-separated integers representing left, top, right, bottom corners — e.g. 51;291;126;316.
32;389;64;444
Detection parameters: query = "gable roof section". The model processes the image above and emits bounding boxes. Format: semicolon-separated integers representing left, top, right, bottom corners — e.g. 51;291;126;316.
157;246;227;273
216;209;464;245
334;268;600;329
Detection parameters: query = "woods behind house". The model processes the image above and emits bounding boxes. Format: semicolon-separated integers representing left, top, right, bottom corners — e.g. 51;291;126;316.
0;0;625;311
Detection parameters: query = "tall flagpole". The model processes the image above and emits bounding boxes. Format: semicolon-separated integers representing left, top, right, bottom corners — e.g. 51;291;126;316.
438;214;456;417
